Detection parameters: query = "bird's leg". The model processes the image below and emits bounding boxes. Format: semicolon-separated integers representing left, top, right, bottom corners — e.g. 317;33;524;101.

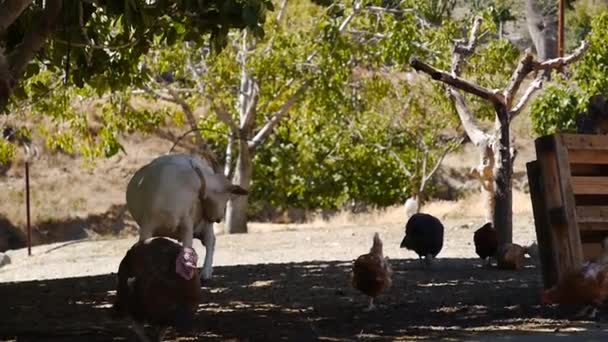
418;255;425;268
575;305;596;319
425;254;434;268
589;307;599;320
484;257;492;268
132;322;152;342
156;326;168;342
363;297;376;312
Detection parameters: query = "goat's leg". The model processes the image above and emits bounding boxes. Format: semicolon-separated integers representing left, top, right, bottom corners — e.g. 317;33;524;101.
198;221;215;281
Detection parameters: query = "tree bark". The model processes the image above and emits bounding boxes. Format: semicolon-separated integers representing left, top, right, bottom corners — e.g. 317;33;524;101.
225;137;253;234
492;105;513;245
525;0;557;77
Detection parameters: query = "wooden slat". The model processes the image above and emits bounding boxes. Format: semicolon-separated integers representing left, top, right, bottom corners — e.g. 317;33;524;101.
536;135;584;281
570;164;608;177
579;222;608;231
527;161;558;288
568;149;608;164
571;177;608;195
577;206;608;224
580;230;608;243
575;194;608;206
560;133;608;150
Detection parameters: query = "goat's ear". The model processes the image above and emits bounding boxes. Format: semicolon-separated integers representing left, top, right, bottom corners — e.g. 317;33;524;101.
228;185;248;196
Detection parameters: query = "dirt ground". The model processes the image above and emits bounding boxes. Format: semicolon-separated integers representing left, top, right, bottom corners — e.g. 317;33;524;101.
1;215;608;341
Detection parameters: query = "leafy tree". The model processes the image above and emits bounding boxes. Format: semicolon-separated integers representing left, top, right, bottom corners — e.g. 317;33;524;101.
0;0;274;110
531;11;608;136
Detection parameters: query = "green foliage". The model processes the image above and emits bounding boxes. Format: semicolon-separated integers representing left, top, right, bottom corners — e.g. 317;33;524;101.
565;0;608;50
4;0;274;105
531;12;608;136
4;0;528;214
0;139;16;165
530;81;581;136
414;0;457;25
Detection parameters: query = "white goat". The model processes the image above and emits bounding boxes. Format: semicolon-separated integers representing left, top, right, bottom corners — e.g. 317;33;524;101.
126;153;248;281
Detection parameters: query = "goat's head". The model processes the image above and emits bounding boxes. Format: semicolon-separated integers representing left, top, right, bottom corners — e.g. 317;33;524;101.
200;172;248;223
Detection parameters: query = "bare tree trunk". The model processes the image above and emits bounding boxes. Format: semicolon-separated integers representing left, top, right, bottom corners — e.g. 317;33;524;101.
492;106;513;245
526;0;557;77
471;144;495;224
225;138;253;234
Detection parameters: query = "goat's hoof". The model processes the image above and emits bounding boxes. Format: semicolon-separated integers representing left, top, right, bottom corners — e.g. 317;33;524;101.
200;268;213;282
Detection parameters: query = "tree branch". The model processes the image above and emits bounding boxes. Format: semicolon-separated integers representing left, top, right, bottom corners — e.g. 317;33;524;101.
0;0;34;32
8;0;62;81
451;16;483;75
387;149;413;178
207;96;240;135
509;76;543;118
411;57;504;105
276;0;289;22
534;40;589;70
503;51;535;108
420;137;464;193
249;81;311;150
339;0;363;32
241;80;259;131
447;88;491;146
140;83;178;103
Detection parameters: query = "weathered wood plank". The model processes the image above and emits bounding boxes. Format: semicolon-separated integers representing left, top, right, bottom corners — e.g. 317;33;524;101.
527;161;558;288
536;135;584;282
579;222;608;231
571;177;608;195
568;149;608;164
574;194;608;206
577;206;608;223
560;134;608;150
570;164;608;177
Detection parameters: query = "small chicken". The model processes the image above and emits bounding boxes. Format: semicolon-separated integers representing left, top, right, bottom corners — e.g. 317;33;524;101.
496;243;528;271
473;222;498;268
541;238;608;319
352;232;393;311
400;213;444;267
113;237;202;342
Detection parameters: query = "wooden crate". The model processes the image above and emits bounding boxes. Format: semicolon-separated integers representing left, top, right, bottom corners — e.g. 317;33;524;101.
527;133;608;289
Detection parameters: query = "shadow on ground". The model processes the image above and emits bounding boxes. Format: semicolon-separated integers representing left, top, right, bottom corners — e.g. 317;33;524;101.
0;258;606;341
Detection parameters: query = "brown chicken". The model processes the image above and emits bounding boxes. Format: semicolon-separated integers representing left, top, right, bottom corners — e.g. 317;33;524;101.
473;222;498;268
496;243;528;271
113;237;202;342
541;238;608;319
352;232;393;311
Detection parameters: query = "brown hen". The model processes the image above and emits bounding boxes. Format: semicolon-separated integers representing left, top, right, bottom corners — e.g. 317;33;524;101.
113;237;202;342
352;232;393;311
541;238;608;319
